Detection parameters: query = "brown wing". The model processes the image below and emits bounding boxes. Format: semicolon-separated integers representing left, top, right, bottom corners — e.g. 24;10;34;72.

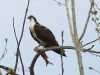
34;24;59;46
34;24;66;56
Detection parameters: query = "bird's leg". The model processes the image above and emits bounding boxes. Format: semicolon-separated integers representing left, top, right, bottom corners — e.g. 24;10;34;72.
34;46;53;66
34;46;43;53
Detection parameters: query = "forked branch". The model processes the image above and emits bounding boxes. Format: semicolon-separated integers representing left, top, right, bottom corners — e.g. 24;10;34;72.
79;0;94;41
14;0;30;74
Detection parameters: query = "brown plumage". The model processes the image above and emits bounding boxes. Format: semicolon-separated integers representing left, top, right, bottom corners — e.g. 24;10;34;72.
34;24;66;56
28;15;66;65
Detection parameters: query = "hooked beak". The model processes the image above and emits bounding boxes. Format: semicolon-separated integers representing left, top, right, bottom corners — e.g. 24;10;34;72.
27;16;30;19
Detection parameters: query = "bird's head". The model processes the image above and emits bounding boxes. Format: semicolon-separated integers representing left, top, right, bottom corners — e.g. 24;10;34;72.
28;15;37;23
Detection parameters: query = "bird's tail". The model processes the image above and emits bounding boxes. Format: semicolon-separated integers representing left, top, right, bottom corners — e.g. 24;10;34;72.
53;49;66;57
41;53;53;66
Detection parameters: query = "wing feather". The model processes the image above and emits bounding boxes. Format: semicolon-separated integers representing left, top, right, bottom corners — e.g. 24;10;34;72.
33;24;66;56
34;24;59;46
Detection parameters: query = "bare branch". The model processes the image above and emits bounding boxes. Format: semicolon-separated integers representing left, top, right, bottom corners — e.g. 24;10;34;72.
90;53;100;57
89;67;100;74
13;18;18;44
83;37;100;47
13;18;25;75
14;0;30;73
41;46;100;54
61;31;64;75
0;38;8;60
79;0;94;41
30;53;41;75
0;65;9;71
53;0;65;6
94;2;100;11
71;0;84;75
82;45;94;52
65;0;74;42
30;45;100;75
0;65;18;75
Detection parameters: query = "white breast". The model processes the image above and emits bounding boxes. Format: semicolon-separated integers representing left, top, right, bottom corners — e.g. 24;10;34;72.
29;20;46;45
29;18;35;29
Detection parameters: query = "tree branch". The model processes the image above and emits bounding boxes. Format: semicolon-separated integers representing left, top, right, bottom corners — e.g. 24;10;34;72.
30;45;100;75
71;0;84;75
13;17;19;73
61;31;64;75
65;0;74;42
53;0;65;6
79;0;94;41
0;65;18;75
0;65;9;71
83;37;100;47
13;18;25;75
14;0;30;73
89;67;100;74
0;38;8;61
30;53;41;75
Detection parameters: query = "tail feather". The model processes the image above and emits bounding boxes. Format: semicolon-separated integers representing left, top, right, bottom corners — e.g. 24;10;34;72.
52;49;66;57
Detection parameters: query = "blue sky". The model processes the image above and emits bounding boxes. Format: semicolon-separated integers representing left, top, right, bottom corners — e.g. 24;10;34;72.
0;0;100;75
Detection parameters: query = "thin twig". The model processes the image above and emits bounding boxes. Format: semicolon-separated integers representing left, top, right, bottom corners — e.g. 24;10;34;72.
61;31;64;75
82;45;94;52
89;67;100;74
0;38;8;61
13;18;25;75
0;65;9;71
42;46;100;54
89;0;100;11
13;18;18;44
53;0;65;6
90;53;100;57
14;0;30;73
79;0;94;41
0;65;18;75
65;0;74;42
83;37;100;47
94;1;100;11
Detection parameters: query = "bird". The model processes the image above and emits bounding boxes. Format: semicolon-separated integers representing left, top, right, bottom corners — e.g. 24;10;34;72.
28;15;66;65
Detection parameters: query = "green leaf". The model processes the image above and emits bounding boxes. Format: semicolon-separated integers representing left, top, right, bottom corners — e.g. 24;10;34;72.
98;22;100;25
94;10;97;15
90;11;93;14
95;28;100;33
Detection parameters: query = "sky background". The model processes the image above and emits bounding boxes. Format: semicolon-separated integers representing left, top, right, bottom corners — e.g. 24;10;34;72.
0;0;100;75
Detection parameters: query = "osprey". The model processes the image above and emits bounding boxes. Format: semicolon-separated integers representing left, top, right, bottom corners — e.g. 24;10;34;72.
28;15;66;64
